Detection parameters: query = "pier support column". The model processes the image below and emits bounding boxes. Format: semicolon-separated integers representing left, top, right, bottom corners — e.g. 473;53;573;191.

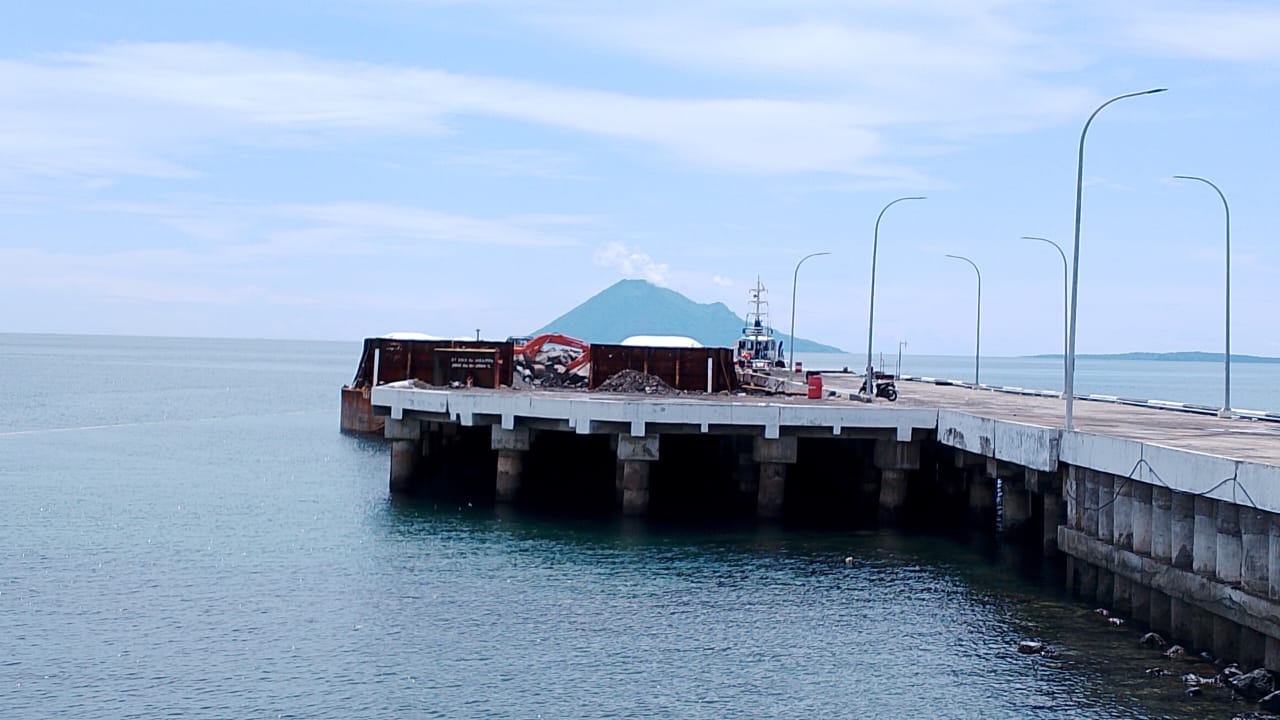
1270;515;1280;601
753;437;797;519
1152;487;1172;564
1097;569;1114;609
1193;607;1214;654
1113;575;1132;618
1001;478;1031;535
1097;474;1114;544
617;434;660;517
1171;598;1195;648
1193;496;1218;577
1241;628;1267;671
1064;466;1080;530
1241;509;1270;596
1172;492;1195;570
1113;478;1133;551
1083;470;1100;540
1149;590;1172;637
386;417;423;493
1078;563;1098;600
1042;487;1065;556
1213;616;1240;664
1132;483;1152;556
491;426;531;503
1216;502;1243;586
1130;584;1151;628
874;439;920;524
1267;637;1280;673
968;465;997;532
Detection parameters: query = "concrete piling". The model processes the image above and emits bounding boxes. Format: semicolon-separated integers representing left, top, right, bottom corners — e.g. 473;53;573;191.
1171;492;1195;570
1216;501;1242;586
1083;469;1099;539
1042;491;1064;555
1270;515;1280;600
1001;479;1031;535
386;417;423;493
1132;483;1152;556
617;434;660;516
491;426;531;503
753;437;797;519
1193;495;1218;577
1098;474;1114;544
1149;589;1171;637
874;439;920;524
1241;508;1269;596
1113;478;1133;551
968;468;996;531
1152;487;1172;564
1213;615;1240;663
1241;627;1267;671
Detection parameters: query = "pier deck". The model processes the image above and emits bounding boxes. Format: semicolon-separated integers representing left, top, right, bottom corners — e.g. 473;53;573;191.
857;377;1280;467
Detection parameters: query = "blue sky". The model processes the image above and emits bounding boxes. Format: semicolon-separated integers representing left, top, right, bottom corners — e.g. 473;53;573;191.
2;0;1278;355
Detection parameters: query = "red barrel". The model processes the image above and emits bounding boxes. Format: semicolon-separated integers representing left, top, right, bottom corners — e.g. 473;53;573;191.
806;374;823;399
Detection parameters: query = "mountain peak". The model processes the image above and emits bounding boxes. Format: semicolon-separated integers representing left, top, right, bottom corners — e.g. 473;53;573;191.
533;279;841;352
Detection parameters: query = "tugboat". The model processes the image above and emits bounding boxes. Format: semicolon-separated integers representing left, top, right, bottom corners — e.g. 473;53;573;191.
735;279;785;371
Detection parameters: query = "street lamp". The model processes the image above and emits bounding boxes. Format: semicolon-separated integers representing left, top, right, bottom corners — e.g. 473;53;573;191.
789;251;832;372
865;196;925;396
1023;236;1069;395
1065;88;1168;430
1173;174;1232;416
946;254;981;386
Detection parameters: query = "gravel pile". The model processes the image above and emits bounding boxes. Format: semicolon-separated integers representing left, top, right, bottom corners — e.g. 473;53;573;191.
595;369;677;395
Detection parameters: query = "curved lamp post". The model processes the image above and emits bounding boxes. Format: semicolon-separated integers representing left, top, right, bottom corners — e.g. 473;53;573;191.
1065;88;1167;430
1023;236;1069;395
946;254;982;386
865;196;925;395
1174;174;1231;416
789;251;831;372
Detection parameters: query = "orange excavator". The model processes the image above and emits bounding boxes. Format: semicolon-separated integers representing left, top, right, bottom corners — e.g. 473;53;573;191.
514;333;591;371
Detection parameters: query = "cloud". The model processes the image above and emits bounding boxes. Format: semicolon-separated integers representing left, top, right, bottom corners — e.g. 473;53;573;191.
593;241;670;284
1118;2;1280;62
0;22;1101;184
712;275;733;287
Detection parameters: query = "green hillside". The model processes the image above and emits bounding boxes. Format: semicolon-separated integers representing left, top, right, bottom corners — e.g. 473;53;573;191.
532;279;843;352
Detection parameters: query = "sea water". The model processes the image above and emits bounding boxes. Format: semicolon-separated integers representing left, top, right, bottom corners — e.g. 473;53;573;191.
1;334;1265;718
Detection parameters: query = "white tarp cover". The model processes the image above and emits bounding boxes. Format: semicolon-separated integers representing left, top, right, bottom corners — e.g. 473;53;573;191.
620;335;703;348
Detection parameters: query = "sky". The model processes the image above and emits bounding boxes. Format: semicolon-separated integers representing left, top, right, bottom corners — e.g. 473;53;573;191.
2;0;1278;356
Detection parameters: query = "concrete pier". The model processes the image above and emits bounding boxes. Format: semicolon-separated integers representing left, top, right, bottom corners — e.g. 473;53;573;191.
371;375;1280;671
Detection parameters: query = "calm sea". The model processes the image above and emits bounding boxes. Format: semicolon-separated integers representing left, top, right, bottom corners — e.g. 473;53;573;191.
1;333;1264;719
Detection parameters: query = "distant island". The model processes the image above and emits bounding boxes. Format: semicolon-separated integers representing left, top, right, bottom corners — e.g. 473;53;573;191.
1026;351;1280;364
533;279;843;352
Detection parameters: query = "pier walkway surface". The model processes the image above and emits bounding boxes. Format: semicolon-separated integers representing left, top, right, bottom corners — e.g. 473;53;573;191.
839;376;1280;467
